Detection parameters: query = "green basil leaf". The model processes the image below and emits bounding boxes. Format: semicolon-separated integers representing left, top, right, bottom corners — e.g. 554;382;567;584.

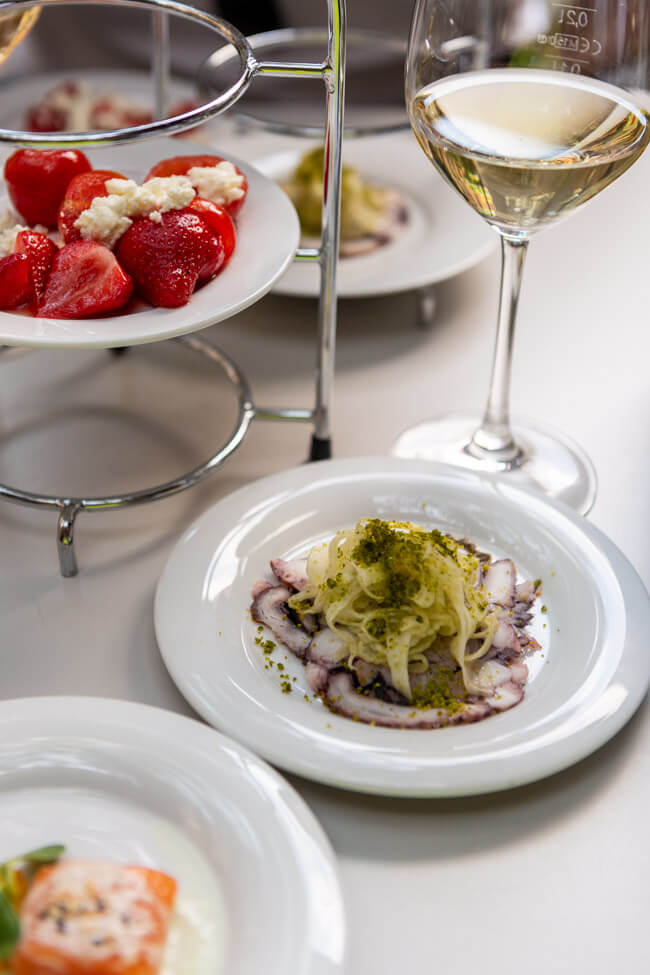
21;844;65;864
0;888;20;961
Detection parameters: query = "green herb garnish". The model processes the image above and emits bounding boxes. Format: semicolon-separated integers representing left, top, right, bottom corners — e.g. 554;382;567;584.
19;845;65;865
0;889;20;961
0;844;65;961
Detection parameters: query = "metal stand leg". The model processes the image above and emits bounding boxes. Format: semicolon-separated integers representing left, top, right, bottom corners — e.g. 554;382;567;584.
311;0;346;462
417;285;437;330
57;504;80;578
152;10;170;120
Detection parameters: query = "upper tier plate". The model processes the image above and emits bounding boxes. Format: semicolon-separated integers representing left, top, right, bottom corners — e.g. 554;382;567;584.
0;137;299;349
154;457;650;798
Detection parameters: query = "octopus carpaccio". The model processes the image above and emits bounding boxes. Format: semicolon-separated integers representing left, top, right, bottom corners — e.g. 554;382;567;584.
250;553;543;730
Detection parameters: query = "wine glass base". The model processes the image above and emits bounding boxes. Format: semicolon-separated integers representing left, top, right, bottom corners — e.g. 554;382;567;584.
391;412;597;515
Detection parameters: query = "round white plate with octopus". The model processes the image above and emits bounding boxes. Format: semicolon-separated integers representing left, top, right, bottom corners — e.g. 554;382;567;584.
155;457;650;797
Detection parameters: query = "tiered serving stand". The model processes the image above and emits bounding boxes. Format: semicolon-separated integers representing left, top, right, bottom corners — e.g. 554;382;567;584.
0;0;346;576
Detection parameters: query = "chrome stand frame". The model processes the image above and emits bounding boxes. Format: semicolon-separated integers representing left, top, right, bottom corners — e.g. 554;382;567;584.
0;0;346;576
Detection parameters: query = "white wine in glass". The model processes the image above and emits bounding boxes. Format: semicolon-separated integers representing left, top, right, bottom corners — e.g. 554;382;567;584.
411;69;648;235
397;0;650;513
0;6;40;67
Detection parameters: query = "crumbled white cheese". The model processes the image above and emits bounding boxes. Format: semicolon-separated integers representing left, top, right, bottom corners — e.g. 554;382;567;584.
0;210;19;232
90;93;148;130
0;212;49;257
0;222;29;257
73;176;196;248
187;163;245;206
47;83;95;132
36;83;148;131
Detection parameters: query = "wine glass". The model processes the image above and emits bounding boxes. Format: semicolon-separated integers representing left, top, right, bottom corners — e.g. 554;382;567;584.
397;0;650;513
0;5;40;67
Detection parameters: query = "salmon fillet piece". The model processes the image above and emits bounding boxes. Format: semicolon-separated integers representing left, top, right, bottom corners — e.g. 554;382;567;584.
12;860;177;975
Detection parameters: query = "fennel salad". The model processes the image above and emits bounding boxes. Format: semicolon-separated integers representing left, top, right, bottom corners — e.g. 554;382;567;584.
250;518;543;729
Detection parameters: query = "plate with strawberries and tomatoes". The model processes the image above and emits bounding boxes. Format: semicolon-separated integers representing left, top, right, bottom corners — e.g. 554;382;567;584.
0;138;299;348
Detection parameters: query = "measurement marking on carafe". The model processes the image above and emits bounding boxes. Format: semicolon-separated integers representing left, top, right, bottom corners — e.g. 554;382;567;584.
551;4;597;11
547;54;590;65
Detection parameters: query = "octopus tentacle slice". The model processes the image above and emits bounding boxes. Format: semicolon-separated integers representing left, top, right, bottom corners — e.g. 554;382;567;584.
250;584;311;657
306;629;348;669
483;559;517;607
491;618;524;655
305;661;330;694
323;672;493;728
270;558;309;592
465;657;528;709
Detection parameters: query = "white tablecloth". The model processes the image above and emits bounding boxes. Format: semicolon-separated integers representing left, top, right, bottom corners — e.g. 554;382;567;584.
1;117;648;974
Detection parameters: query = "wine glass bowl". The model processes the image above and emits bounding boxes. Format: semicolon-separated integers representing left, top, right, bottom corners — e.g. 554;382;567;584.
0;6;40;67
396;0;650;513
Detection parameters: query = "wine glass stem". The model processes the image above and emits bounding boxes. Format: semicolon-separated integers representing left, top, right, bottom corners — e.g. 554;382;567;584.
469;234;529;465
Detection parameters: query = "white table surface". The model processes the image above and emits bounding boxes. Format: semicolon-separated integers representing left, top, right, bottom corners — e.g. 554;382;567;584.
0;117;649;974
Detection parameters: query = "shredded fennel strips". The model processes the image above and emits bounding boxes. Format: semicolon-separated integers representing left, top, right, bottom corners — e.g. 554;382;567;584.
288;519;498;700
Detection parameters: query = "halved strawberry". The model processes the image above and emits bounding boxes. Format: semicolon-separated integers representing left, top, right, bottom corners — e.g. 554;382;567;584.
145;153;248;217
188;198;236;265
0;253;31;309
14;230;58;307
116;209;224;308
38;241;133;319
4;149;92;228
58;169;125;243
146;153;224;180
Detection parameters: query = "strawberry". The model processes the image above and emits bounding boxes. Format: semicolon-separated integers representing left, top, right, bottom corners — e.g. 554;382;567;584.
25;81;82;133
4;149;92;228
38;241;133;319
0;253;31;309
146;153;224;180
89;98;152;130
145;153;248;217
188;197;236;265
116;209;224;308
14;230;58;307
58;169;125;243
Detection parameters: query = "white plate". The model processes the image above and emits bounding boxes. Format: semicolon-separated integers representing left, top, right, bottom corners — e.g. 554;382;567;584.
155;457;650;798
0;696;345;975
254;135;496;298
0;137;299;349
0;69;198;128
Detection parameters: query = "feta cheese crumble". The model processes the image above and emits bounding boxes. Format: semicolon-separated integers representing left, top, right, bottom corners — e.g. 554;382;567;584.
187;163;245;207
0;222;29;257
42;82;96;132
73;176;196;248
0;211;49;257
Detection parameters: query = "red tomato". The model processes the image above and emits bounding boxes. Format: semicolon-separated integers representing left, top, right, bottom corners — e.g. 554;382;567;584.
145;154;248;217
188;198;236;265
58;169;125;244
